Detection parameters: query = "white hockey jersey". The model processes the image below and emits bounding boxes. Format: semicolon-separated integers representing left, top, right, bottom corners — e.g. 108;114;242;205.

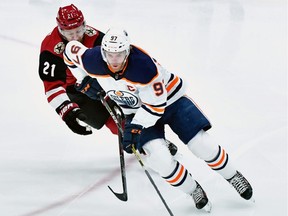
64;41;186;128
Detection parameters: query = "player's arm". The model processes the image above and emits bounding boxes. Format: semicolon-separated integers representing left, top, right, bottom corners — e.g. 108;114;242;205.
39;50;92;135
132;77;167;128
122;68;168;154
129;59;168;128
63;40;88;81
64;41;104;100
39;50;71;108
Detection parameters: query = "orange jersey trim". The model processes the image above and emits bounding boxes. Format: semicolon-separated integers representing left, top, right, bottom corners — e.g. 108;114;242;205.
143;103;165;113
63;56;74;65
166;76;179;92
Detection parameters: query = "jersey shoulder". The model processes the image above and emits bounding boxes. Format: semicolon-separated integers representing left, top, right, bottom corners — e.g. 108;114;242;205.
126;46;158;84
64;41;106;75
39;27;67;81
83;47;107;75
64;40;88;67
82;25;105;47
40;25;104;56
40;27;65;56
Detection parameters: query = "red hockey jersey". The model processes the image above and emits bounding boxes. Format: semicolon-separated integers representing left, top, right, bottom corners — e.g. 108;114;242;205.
38;25;104;109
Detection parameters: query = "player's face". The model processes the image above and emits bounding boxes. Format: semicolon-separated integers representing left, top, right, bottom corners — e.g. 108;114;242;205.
105;51;127;72
60;25;85;42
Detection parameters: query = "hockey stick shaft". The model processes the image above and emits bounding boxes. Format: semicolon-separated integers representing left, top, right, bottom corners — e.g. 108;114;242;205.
132;146;174;216
99;95;127;201
99;95;174;215
100;95;124;134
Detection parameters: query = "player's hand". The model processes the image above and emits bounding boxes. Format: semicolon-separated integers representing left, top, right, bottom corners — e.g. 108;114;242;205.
123;123;143;154
75;76;104;100
56;101;92;135
96;89;106;99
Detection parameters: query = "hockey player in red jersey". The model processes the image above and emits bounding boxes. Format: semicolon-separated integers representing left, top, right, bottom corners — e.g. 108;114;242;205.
38;4;119;135
64;28;253;211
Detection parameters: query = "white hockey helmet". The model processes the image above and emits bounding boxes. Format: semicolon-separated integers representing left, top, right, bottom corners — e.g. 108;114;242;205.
101;28;131;62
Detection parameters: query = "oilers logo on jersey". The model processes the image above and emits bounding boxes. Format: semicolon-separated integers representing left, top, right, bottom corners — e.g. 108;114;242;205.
107;90;139;107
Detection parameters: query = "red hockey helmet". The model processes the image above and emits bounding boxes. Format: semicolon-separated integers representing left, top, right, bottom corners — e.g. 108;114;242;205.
56;4;84;30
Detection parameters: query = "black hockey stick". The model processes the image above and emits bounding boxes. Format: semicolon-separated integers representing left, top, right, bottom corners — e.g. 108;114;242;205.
99;95;127;202
99;94;174;216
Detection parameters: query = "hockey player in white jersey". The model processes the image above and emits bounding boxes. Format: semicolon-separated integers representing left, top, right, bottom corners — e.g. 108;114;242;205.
64;27;253;211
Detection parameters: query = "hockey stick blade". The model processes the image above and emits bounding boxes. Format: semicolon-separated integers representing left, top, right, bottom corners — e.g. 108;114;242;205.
108;185;128;201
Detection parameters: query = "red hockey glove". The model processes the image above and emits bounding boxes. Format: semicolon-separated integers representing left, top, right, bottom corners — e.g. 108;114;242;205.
56;101;92;135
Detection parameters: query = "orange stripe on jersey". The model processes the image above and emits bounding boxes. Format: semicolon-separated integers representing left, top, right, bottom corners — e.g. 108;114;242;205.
63;56;74;65
86;72;111;78
143;103;165;113
208;149;226;168
166;76;179;92
167;164;184;184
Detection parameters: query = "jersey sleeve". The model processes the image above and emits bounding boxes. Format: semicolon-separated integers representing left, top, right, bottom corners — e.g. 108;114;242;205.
64;41;89;84
38;50;70;109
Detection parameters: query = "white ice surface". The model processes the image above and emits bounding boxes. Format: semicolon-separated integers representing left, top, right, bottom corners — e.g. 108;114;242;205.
0;0;286;216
